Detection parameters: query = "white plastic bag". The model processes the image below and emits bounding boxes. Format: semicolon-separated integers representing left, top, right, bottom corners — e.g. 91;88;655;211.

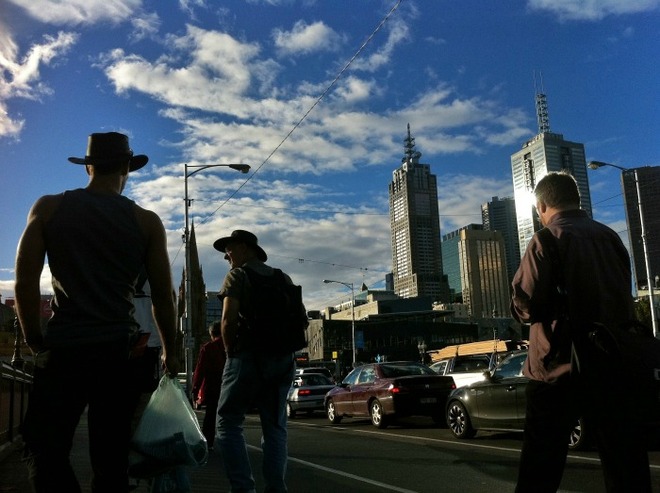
132;375;208;467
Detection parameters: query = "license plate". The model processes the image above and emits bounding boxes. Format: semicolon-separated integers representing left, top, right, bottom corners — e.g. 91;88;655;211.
420;397;437;404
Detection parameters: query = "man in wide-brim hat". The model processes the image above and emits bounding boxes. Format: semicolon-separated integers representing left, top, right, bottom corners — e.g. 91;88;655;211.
213;228;300;492
14;131;179;492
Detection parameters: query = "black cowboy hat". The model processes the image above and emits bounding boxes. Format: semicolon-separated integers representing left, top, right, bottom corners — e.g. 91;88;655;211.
213;230;267;261
68;132;148;172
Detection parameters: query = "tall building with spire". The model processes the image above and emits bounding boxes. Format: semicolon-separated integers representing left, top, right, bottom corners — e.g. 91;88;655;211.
511;92;592;256
389;125;450;302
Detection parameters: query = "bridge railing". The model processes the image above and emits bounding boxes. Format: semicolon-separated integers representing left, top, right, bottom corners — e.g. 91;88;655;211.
0;361;33;459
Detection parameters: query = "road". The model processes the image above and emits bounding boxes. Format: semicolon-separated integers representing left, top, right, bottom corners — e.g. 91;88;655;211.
3;409;660;492
240;412;660;493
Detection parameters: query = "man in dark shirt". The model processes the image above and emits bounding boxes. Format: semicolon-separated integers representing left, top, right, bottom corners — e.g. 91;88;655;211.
214;230;296;493
14;132;179;493
511;171;651;492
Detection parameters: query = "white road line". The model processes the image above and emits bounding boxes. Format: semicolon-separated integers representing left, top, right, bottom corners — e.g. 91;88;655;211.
286;420;660;468
245;444;419;493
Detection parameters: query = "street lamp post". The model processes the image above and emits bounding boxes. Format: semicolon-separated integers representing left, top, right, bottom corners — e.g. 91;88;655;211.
323;279;356;366
588;160;657;338
417;340;427;364
184;163;250;398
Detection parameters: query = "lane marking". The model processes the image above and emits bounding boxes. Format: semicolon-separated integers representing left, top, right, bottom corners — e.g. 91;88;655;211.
284;419;660;469
246;444;419;493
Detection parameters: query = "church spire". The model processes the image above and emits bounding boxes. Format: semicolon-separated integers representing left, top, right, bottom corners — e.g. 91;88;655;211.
402;123;422;164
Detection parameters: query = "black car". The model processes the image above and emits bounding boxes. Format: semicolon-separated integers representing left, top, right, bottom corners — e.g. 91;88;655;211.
445;350;587;450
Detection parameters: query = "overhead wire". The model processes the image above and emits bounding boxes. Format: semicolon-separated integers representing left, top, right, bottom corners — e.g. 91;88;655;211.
195;0;404;228
171;0;405;270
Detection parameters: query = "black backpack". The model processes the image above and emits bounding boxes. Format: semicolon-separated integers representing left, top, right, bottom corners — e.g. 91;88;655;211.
239;266;308;354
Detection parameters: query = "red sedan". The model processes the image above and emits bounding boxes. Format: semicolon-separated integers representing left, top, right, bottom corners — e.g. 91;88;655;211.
324;361;456;428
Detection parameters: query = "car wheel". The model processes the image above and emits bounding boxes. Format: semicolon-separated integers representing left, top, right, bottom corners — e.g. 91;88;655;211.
568;416;587;450
370;399;389;429
286;403;296;419
446;400;477;439
327;400;342;424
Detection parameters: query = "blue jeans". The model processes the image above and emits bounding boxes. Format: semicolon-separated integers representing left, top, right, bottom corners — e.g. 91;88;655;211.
217;351;294;493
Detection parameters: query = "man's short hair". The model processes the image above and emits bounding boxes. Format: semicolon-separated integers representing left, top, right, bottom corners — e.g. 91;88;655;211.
209;321;221;338
534;171;580;209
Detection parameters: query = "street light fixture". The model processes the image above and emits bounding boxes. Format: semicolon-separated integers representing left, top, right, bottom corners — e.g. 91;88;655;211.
323;279;356;366
183;162;250;398
588;160;657;338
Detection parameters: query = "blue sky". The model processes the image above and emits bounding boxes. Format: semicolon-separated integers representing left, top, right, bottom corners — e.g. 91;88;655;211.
1;0;659;310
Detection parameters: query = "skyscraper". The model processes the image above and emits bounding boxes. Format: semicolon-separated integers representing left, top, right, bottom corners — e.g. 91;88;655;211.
511;93;592;256
389;124;449;302
441;224;510;318
621;166;660;290
482;196;520;285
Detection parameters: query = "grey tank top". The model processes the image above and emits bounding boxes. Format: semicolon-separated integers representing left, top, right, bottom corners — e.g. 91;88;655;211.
43;189;147;347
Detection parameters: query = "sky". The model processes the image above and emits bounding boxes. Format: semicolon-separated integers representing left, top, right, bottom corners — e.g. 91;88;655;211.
1;0;659;311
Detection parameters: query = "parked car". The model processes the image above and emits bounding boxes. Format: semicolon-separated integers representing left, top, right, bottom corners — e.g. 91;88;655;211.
445;350;587;450
429;354;494;388
325;361;456;429
287;373;336;418
295;366;335;382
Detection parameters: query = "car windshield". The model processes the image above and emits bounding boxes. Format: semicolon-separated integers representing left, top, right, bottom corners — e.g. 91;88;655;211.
380;362;435;378
493;353;527;379
301;375;333;386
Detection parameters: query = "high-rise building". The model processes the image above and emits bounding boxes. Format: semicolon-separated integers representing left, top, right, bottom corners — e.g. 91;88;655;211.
621;166;660;291
389;124;450;302
511;93;592;256
441;224;510;318
442;224;483;303
482;196;520;285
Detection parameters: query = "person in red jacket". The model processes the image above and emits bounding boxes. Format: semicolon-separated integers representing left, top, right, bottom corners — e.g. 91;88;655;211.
192;321;227;449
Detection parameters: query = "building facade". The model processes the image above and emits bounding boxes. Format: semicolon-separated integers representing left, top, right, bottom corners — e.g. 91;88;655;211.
511;132;592;256
482;196;520;286
389;125;450;302
442;224;509;318
621;166;660;291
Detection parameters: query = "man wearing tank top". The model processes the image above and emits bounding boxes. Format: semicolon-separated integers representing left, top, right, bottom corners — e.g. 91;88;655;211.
14;132;180;493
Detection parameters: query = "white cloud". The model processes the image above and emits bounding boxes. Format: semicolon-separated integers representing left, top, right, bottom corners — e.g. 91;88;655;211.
350;15;410;73
7;0;143;25
527;0;660;21
272;20;345;56
0;26;78;137
438;174;514;233
130;11;161;42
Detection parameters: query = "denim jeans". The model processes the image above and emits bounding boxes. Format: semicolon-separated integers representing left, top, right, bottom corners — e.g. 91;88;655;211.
217;351;294;493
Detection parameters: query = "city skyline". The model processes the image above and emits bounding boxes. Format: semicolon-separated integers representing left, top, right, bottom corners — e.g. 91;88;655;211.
1;0;658;311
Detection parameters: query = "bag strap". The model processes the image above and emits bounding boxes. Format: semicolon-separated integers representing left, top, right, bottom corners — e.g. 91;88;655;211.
536;228;568;318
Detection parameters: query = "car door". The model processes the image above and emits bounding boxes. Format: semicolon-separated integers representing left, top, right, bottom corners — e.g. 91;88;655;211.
332;368;360;415
350;365;377;415
474;352;528;429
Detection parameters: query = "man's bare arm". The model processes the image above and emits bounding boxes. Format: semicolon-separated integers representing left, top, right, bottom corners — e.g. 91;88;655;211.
14;196;54;353
140;207;179;377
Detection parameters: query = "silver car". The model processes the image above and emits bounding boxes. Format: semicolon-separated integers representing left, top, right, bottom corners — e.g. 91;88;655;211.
287;373;336;418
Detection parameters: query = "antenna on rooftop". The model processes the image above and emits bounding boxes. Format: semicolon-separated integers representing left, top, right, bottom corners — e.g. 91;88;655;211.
533;71;550;134
402;123;422;164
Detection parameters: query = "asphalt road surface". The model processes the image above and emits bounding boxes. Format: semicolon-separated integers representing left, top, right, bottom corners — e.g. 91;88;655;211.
3;410;660;492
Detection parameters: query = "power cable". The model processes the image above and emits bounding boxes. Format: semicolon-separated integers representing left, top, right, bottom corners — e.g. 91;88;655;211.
195;0;405;227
